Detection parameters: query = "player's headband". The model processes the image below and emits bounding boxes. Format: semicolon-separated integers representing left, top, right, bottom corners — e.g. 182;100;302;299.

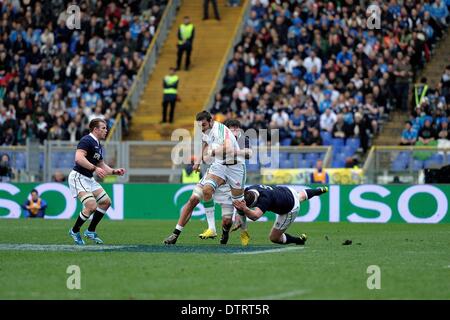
247;189;260;207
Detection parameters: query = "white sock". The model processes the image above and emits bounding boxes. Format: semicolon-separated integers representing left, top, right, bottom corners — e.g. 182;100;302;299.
205;207;216;232
175;224;184;232
240;214;248;230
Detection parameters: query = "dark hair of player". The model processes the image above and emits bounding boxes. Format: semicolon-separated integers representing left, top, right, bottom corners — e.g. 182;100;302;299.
89;118;107;132
196;111;212;122
244;190;256;207
223;119;241;129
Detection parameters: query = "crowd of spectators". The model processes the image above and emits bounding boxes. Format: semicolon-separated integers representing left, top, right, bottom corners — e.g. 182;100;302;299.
0;0;167;145
211;0;449;156
401;65;450;147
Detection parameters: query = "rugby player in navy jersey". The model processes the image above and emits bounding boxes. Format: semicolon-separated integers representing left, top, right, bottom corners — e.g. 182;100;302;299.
68;118;126;245
233;184;328;245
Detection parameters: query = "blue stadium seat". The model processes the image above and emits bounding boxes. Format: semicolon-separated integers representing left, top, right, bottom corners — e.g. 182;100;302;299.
424;158;443;168
305;152;319;162
281;138;292;146
298;159;311;168
289;153;303;161
280;159;294;168
321;131;332;145
342;146;354;157
246;162;260;173
391;161;406;172
412;160;424;170
39;153;44;169
430;154;443;163
346;138;360;150
332;138;345;147
15;153;26;170
331;160;345;168
279;152;289;161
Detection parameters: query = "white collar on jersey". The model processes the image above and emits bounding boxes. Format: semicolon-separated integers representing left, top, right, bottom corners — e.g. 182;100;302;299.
89;133;100;146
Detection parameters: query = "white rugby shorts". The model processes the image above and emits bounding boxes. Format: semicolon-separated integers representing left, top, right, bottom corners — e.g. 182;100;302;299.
273;187;301;231
68;170;103;198
206;162;246;190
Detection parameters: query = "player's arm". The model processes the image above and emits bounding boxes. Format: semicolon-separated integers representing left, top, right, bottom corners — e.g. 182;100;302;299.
211;130;234;156
233;200;264;221
235;147;253;159
75;149;107;178
96;160;126;176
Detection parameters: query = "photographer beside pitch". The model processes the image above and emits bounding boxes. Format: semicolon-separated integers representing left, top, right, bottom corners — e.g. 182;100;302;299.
233;184;328;245
68;118;126;245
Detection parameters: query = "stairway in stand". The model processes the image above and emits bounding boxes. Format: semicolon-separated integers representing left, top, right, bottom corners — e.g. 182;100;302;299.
128;0;247;141
373;31;450;146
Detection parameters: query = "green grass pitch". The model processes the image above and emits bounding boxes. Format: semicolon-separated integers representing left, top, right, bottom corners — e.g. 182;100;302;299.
0;219;449;299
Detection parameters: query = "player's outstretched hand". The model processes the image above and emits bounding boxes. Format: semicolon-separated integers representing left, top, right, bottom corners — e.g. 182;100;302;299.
113;168;126;176
95;167;106;179
233;199;246;211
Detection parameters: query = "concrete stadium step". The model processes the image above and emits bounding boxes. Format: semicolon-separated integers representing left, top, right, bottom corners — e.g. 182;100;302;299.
374;110;408;146
420;32;450;88
375;31;449;146
128;0;248;141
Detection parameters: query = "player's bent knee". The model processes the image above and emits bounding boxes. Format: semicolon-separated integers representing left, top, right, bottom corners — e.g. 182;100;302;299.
80;192;95;206
85;201;97;214
203;188;214;201
192;185;204;201
203;179;218;200
97;196;111;209
95;190;111;207
188;195;200;207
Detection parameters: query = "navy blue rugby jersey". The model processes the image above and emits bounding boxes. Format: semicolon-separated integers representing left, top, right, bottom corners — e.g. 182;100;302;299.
73;134;104;178
245;184;295;215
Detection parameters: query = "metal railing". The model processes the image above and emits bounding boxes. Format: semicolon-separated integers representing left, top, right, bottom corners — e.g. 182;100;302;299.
106;0;181;144
7;139;448;184
363;146;450;184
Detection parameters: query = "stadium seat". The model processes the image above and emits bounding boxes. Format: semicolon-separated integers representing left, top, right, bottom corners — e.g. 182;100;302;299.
246;162;260;173
15;153;26;170
342;146;354;157
280;159;295;168
346;138;360;150
391;161;406;172
332;138;345;147
412;160;424;170
279;152;289;161
321;131;332;145
331;160;345;168
424;158;443;168
305;152;319;163
281;138;292;146
298;159;311;168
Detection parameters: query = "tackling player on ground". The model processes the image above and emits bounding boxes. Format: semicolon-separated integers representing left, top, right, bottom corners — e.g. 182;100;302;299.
68;118;126;245
164;111;246;245
233;184;328;245
198;119;252;245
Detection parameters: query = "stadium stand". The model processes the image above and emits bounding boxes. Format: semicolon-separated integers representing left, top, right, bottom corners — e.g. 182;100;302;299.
0;0;168;148
392;66;450;170
210;0;449;168
0;0;168;172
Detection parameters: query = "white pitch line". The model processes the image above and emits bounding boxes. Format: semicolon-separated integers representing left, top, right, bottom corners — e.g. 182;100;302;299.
233;246;305;255
0;243;135;252
245;289;309;300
